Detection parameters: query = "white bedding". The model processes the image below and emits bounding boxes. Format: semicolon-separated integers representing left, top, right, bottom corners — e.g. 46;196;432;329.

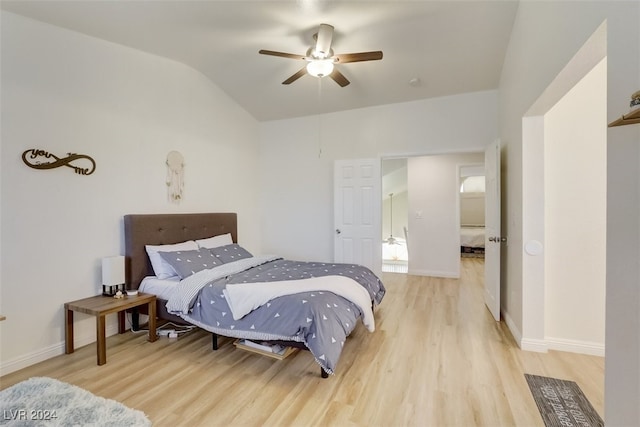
223;275;375;331
139;275;180;300
460;226;485;248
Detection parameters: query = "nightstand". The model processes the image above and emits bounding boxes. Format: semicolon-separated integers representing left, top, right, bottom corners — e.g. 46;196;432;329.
64;293;157;365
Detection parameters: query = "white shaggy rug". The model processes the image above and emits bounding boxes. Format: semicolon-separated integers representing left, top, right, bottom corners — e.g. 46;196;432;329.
0;377;151;426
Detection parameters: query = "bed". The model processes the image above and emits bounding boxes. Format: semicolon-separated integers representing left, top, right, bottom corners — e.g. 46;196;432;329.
460;225;485;256
124;213;385;377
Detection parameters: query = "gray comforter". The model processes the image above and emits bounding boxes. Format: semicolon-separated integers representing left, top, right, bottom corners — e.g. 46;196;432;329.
166;256;385;375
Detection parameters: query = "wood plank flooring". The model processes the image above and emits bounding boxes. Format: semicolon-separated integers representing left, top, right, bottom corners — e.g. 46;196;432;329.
0;258;604;426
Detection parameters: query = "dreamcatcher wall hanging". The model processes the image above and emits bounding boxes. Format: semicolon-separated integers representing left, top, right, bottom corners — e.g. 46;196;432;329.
166;151;184;204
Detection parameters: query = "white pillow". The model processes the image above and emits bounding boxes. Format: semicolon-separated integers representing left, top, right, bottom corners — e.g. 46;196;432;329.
196;233;233;249
145;240;199;279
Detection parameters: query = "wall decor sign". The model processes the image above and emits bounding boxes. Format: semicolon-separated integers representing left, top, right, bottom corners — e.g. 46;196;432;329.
22;149;96;176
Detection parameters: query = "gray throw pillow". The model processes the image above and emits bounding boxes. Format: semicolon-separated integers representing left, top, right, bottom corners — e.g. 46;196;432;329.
209;244;253;264
158;248;223;279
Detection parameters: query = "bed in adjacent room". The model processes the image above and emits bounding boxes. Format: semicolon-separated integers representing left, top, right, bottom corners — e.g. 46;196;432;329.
459;189;485;257
460;225;485;257
124;213;385;377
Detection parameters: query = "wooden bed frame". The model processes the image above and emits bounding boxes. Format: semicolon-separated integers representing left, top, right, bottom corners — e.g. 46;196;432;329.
123;212;328;377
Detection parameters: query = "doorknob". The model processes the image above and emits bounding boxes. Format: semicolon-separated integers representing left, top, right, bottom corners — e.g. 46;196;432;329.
335;229;341;235
488;236;506;243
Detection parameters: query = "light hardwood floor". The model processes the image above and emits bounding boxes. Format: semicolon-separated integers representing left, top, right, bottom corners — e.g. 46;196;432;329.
0;258;604;426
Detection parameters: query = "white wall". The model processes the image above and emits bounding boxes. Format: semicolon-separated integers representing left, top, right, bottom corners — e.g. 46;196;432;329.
544;58;606;354
407;152;483;277
498;2;639;424
0;12;260;374
460;193;485;226
258;91;498;262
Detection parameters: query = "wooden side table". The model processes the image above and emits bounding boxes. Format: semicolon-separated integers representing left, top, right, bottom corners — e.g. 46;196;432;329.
65;293;157;365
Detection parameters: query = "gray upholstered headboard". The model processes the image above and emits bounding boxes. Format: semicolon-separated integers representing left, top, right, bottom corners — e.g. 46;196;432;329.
124;213;237;290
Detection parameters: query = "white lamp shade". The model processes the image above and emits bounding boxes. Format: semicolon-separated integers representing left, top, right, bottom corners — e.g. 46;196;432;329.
306;60;334;78
102;256;125;286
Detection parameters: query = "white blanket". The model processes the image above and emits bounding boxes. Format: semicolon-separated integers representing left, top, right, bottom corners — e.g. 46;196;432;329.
461;226;485;248
166;255;280;315
223;275;376;332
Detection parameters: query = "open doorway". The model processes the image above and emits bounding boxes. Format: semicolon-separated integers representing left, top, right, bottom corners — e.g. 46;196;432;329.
381;152;485;277
521;25;607;356
459;165;486;259
541;58;607;354
382;159;408;273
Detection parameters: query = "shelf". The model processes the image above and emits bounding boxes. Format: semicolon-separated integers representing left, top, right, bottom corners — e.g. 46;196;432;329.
233;339;299;360
609;106;640;127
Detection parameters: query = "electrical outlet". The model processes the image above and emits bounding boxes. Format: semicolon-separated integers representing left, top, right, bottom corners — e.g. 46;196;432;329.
158;329;175;336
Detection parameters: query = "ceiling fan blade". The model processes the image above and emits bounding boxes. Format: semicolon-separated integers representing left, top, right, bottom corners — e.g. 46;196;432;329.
329;68;350;87
282;67;308;85
314;24;334;58
334;51;383;63
259;50;306;61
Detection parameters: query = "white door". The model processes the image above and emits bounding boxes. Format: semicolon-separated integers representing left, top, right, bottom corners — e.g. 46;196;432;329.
484;140;502;321
334;159;382;277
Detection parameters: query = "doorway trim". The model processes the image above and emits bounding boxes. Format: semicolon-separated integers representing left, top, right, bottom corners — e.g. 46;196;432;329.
519;21;607;353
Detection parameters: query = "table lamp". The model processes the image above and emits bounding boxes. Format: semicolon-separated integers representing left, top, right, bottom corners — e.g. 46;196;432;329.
102;256;125;296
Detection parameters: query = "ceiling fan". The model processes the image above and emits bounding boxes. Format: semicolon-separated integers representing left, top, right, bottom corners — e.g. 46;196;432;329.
258;23;383;87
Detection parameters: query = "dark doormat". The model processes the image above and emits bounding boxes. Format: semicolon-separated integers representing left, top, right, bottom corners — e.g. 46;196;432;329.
525;374;603;427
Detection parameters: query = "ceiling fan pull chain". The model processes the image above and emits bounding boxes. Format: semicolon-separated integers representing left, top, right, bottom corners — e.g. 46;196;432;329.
317;78;323;158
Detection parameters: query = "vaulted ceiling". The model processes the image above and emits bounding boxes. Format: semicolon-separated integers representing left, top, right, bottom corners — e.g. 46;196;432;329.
0;1;519;121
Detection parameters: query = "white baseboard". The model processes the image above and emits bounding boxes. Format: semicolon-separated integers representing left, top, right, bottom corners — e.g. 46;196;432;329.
502;309;548;353
501;310;603;356
521;337;549;353
408;268;460;278
502;309;523;346
545;336;605;357
0;324;120;376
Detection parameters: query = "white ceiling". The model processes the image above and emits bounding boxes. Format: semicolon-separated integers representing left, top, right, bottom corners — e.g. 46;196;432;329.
0;0;519;122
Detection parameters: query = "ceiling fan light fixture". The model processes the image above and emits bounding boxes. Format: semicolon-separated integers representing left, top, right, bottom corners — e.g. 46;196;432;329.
306;59;334;78
258;23;382;86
